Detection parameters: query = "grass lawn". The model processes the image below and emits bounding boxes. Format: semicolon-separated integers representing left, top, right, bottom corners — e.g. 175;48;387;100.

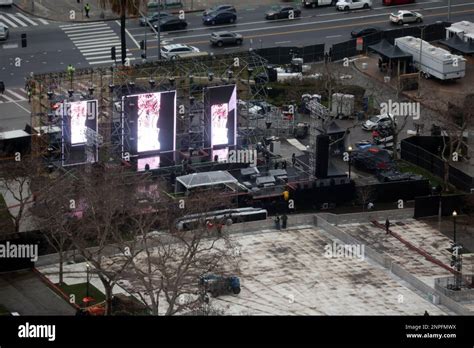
397;160;444;188
0;304;10;316
58;282;105;306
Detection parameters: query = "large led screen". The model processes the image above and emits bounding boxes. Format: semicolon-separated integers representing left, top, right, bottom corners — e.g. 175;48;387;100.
204;85;237;148
61;100;98;166
123;91;176;155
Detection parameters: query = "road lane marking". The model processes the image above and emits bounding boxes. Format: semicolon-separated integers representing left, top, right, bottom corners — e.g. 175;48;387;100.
139;3;474;44
116;20;141;49
326;35;342;38
275;40;292;44
152;7;474;47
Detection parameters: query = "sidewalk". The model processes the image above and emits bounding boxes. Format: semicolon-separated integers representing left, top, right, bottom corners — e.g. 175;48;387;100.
14;0;279;23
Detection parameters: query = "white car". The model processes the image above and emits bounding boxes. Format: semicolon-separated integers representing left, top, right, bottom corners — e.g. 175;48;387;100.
336;0;372;11
160;44;200;60
362;114;394;130
389;10;423;25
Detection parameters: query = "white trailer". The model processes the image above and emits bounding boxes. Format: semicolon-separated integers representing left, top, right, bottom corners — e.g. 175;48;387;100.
395;36;466;80
446;21;474;42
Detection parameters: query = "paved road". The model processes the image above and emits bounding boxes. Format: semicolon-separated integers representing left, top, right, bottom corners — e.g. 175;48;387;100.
1;0;474;131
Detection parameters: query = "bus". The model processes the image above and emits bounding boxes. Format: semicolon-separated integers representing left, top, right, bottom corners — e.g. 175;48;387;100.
177;207;268;231
383;0;415;5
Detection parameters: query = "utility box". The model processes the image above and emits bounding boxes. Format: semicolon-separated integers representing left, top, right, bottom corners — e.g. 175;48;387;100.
330;93;354;118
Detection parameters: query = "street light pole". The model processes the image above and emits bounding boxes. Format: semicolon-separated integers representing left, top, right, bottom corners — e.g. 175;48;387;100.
157;0;162;60
452;210;457;243
448;0;452;21
417;27;425;98
86;263;90;298
348;146;353;179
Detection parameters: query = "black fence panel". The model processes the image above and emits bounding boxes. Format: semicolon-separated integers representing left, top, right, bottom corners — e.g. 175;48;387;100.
401;137;474;192
414;193;471;218
300;44;325;63
330;39;357;61
254;46;299;65
414;195;440;218
373;179;431;202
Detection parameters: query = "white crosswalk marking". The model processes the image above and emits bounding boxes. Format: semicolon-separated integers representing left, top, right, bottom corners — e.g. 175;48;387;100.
14;13;38;26
0;14;20;28
62;21;136;67
0;13;48;28
0;88;28;104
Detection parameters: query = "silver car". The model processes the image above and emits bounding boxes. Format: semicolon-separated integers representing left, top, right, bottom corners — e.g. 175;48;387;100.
210;31;243;47
0;25;9;41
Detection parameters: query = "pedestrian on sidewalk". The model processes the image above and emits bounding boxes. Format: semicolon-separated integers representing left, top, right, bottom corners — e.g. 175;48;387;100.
385;218;390;234
292;153;296;167
281;214;288;229
85;3;91;18
0;81;5;95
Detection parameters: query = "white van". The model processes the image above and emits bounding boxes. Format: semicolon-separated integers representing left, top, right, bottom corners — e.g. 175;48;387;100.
0;0;14;6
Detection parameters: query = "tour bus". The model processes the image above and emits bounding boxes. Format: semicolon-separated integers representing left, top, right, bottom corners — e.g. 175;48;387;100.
383;0;415;5
0;0;13;6
176;207;268;231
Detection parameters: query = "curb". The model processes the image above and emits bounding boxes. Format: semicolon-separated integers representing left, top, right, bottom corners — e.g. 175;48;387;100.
13;3;205;24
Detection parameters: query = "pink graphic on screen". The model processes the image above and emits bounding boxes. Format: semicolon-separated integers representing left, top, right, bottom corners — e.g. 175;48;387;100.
212;148;229;162
137;156;160;171
137;93;161;153
211;103;228;146
70;101;88;145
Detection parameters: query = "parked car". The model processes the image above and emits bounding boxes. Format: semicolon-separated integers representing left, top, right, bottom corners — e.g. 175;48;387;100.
203;4;236;16
362;114;395;131
302;0;335;8
351;27;380;38
389;10;423;25
152;16;187;31
210;31;243;46
0;25;9;41
265;5;301;20
160;44;200;59
336;0;372;11
199;274;240;303
351;147;395;172
139;12;171;26
203;11;237;25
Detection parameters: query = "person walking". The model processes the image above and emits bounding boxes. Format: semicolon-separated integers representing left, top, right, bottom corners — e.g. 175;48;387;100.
291;153;296;167
0;81;5;95
275;216;281;230
84;3;91;18
385;218;390;234
281;214;288;229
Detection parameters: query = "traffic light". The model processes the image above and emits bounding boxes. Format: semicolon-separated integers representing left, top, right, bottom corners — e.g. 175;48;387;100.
21;33;27;48
111;46;116;61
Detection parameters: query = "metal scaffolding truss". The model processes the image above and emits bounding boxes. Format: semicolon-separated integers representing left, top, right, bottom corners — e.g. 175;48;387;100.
308;99;330;180
30;51;269;166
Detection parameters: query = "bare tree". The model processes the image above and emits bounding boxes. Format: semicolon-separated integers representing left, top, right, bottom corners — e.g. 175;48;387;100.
30;172;75;285
427;94;474;191
355;185;376;212
0;156;43;234
119;188;240;316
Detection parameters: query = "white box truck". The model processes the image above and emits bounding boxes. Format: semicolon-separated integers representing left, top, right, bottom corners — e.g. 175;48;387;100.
395;36;466;80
